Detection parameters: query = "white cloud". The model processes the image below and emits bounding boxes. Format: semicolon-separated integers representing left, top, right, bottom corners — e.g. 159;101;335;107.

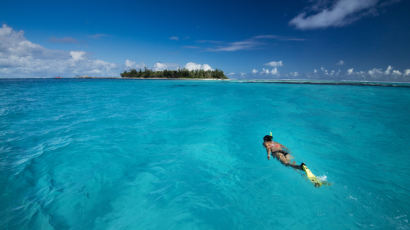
184;62;213;71
88;60;116;75
0;24;117;77
260;68;279;76
320;66;329;75
384;65;392;75
153;62;168;71
313;69;318;73
125;59;146;69
207;35;304;52
271;68;279;76
261;68;270;74
253;34;306;41
70;51;86;61
368;68;383;77
265;60;283;67
202;64;212;71
290;0;383;30
290;72;299;77
337;60;345;66
209;40;260;52
392;70;402;76
252;69;258;74
169;36;179;41
318;65;410;81
184;62;201;71
125;59;136;68
405;69;410;76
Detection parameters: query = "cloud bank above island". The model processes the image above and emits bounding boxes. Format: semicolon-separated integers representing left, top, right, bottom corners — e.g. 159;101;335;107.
0;24;117;77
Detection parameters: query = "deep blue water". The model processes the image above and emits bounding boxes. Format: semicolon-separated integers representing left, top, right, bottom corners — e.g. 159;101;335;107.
1;79;409;229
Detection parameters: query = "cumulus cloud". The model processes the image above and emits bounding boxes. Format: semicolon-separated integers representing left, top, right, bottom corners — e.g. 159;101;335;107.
368;68;383;77
270;68;279;76
337;60;345;66
258;68;279;76
261;68;270;74
124;59;146;69
312;65;409;81
289;72;299;77
250;60;285;77
248;64;409;81
320;66;329;75
0;24;117;77
384;65;392;75
392;70;402;76
289;0;398;30
70;51;86;61
184;62;213;71
125;59;136;69
265;60;283;67
153;62;168;71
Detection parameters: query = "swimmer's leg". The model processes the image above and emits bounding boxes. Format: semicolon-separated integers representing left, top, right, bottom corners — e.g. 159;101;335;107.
278;154;303;170
287;163;303;170
285;154;294;161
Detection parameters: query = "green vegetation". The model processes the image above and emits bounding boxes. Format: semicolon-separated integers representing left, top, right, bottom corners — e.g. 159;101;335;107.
120;68;228;79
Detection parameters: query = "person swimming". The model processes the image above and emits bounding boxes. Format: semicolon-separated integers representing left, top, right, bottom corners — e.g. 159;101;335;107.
262;135;303;170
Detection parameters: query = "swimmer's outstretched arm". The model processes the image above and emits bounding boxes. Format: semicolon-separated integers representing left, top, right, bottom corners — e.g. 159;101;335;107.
266;148;272;160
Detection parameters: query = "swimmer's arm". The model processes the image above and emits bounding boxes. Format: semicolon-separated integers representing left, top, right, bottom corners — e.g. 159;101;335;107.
266;148;272;160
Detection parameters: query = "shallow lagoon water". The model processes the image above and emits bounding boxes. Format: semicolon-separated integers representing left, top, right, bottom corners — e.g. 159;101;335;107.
1;79;409;229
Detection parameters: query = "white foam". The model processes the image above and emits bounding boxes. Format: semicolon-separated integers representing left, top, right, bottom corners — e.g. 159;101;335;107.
317;175;327;182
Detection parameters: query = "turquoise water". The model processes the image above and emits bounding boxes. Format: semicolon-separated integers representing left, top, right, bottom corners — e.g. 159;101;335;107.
1;79;409;229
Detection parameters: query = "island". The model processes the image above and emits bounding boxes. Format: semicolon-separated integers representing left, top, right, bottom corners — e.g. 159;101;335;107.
120;68;228;79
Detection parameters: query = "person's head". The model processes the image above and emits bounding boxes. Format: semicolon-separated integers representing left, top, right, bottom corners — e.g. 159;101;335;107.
263;135;272;143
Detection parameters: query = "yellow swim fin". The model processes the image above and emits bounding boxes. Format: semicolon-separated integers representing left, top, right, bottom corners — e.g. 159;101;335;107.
301;164;323;187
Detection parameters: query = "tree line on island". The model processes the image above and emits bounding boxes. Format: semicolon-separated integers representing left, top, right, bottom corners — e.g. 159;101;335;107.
120;68;228;79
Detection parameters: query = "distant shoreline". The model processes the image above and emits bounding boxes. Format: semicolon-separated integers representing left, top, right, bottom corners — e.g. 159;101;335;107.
75;76;228;81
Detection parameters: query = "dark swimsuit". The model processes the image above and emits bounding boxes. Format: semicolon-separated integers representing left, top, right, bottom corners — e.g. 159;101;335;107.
273;150;289;157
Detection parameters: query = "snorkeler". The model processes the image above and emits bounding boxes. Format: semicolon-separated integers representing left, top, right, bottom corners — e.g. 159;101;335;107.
262;135;304;170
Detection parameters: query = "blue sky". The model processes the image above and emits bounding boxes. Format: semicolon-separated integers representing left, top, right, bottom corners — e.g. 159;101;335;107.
1;0;410;81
